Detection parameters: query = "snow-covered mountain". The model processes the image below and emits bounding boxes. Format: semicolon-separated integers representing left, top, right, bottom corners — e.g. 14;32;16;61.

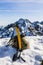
33;21;43;35
0;19;43;65
0;18;43;38
40;21;43;25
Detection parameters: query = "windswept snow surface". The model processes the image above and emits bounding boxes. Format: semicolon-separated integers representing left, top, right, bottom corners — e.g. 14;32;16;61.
0;36;43;65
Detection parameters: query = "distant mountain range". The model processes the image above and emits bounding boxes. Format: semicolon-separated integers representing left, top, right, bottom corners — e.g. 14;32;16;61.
0;18;43;38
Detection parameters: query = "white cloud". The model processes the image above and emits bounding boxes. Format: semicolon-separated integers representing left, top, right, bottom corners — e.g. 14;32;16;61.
0;0;33;2
34;0;43;3
0;0;34;2
0;0;43;3
0;9;42;12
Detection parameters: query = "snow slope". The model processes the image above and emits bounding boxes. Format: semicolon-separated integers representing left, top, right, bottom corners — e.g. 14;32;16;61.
0;36;43;65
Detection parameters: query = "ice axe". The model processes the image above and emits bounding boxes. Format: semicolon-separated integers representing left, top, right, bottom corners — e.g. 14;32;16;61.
12;26;26;62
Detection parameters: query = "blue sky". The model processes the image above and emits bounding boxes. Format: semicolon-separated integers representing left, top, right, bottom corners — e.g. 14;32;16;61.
0;0;43;26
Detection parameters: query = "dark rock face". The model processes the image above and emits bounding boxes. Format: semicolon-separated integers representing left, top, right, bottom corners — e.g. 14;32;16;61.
41;60;43;65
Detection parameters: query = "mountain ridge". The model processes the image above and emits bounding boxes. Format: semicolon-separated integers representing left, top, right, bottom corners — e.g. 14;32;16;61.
0;18;43;38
